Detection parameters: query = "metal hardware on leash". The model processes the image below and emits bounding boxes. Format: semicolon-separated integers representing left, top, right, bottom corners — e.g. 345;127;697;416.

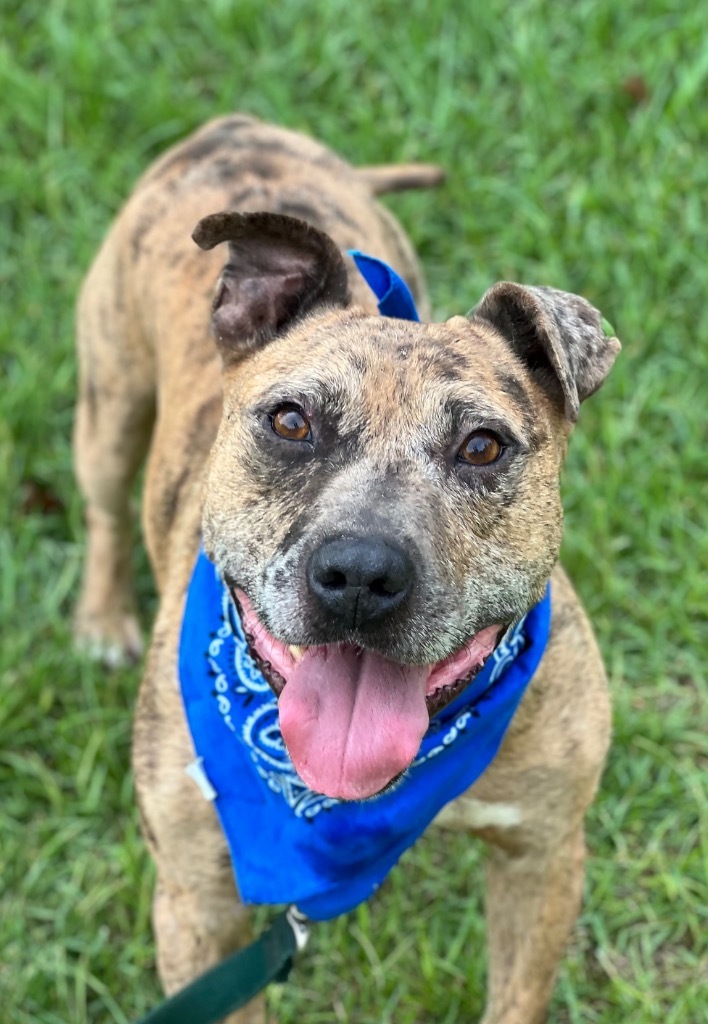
133;906;310;1024
285;904;310;952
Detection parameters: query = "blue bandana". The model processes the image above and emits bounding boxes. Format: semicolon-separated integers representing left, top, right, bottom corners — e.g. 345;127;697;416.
348;251;420;321
179;255;552;921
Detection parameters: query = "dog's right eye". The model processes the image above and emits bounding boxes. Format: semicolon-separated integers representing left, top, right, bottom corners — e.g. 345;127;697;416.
270;405;312;442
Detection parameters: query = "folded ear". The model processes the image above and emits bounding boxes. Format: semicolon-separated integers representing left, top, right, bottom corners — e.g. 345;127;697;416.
192;212;350;363
470;283;620;421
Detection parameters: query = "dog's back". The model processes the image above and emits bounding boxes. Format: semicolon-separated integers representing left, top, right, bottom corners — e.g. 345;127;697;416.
80;114;436;374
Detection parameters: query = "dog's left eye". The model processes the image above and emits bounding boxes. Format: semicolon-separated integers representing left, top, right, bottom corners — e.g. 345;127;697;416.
457;430;503;466
270;404;312;442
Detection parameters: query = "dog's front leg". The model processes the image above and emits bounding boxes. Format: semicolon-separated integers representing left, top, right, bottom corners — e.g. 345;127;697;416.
152;874;266;1024
135;670;268;1024
480;823;586;1024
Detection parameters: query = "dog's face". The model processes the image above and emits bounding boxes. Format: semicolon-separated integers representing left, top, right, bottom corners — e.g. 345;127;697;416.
194;213;620;801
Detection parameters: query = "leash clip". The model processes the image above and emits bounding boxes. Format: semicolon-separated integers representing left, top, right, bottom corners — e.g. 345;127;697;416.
285;905;310;952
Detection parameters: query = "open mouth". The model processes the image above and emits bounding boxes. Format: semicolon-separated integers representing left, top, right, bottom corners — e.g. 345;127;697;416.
232;588;503;802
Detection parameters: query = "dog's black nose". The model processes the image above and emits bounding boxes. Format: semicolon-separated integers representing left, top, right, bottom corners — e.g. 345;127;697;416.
307;536;414;627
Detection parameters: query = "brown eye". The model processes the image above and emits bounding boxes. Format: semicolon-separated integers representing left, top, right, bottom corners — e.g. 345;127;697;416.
457;431;503;466
271;405;312;442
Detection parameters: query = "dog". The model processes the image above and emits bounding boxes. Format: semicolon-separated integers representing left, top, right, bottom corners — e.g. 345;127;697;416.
73;113;619;1024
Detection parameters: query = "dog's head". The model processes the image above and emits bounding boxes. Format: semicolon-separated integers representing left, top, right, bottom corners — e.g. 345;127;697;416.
193;212;620;801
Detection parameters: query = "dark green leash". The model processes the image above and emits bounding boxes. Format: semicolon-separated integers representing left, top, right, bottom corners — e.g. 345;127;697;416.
136;906;309;1024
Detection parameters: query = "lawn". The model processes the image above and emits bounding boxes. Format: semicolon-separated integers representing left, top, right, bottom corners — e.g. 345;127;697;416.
1;1;706;1022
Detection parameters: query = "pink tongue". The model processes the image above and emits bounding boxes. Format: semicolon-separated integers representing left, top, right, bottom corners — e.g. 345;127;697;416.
278;646;430;801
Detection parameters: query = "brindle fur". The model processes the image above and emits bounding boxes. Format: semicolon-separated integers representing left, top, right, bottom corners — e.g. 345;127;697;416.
74;114;618;1024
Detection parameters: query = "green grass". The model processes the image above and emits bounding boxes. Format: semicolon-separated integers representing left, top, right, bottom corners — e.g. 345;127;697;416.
1;1;706;1021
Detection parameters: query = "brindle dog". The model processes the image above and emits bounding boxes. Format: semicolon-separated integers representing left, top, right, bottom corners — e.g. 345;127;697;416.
74;114;619;1024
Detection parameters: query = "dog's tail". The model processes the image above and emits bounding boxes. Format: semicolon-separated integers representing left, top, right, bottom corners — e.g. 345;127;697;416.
358;163;446;195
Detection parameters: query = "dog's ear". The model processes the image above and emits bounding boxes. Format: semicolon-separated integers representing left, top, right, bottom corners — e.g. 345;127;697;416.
470;283;620;421
192;212;350;363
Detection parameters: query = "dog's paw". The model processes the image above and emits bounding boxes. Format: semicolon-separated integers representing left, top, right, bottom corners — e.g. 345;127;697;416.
73;610;143;667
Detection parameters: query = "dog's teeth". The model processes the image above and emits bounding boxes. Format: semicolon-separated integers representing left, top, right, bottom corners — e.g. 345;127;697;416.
289;645;306;661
